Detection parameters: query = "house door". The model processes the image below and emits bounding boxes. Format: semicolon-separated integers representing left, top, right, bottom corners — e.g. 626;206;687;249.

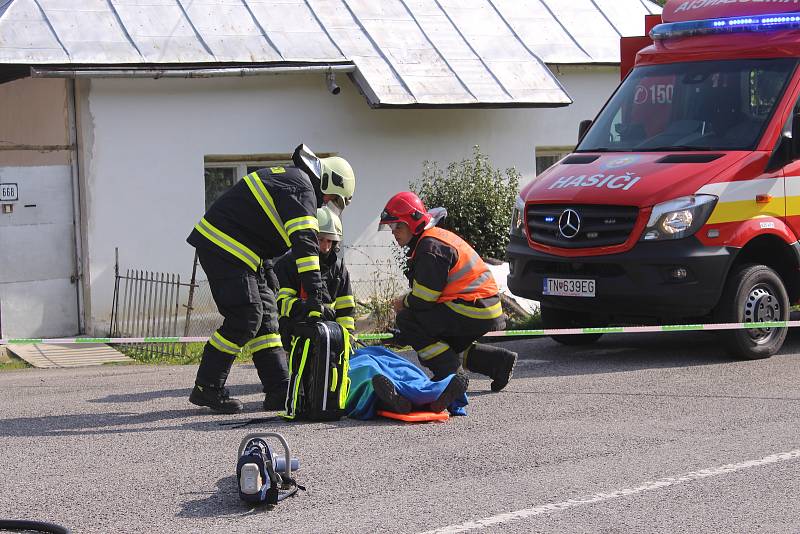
0;165;80;338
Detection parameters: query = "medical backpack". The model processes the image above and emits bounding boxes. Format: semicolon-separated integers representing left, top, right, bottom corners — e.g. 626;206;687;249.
281;321;352;421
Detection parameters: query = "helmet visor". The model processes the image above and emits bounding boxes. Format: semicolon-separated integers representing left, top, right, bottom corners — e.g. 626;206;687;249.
325;198;345;217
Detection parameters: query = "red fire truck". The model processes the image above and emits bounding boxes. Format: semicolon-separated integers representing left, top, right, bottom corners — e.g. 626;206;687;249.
507;0;800;359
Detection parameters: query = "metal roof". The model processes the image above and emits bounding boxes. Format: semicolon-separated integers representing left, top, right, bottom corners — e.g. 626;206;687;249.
0;0;661;108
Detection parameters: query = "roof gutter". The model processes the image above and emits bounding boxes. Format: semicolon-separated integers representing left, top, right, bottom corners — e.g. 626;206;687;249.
30;64;356;79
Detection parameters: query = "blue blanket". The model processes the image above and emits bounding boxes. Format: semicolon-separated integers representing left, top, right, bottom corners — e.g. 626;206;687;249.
346;346;468;420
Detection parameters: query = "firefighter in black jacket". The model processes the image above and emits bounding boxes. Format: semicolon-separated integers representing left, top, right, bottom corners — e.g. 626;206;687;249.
379;192;517;391
187;145;356;413
275;205;356;345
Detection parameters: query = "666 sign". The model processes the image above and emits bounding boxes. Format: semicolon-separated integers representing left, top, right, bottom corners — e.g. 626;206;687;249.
0;183;18;201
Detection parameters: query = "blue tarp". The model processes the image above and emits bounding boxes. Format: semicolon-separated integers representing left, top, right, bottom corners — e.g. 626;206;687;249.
346;346;468;420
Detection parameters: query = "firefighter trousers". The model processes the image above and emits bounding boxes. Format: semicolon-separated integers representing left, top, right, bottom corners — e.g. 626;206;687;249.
395;304;505;380
194;249;288;392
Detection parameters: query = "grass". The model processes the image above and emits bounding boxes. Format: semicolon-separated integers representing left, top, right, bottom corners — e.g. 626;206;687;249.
0;354;31;371
114;343;256;366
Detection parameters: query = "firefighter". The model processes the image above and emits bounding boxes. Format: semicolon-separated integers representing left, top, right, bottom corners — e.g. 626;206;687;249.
187;145;356;414
379;192;517;391
274;205;356;349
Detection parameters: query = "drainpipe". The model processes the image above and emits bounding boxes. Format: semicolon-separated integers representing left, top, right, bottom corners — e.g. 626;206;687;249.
66;79;85;334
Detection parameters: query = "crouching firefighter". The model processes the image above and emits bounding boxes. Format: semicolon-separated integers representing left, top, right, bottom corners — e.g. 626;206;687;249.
187;145;356;413
275;206;356;346
379;192;517;392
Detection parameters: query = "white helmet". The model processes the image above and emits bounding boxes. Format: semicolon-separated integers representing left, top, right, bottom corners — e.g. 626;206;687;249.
293;144;355;213
317;206;343;242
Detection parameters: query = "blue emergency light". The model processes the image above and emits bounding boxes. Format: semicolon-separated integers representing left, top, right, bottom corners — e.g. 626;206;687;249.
651;12;800;40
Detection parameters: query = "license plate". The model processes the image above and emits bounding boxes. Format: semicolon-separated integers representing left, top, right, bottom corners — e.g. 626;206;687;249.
543;278;595;297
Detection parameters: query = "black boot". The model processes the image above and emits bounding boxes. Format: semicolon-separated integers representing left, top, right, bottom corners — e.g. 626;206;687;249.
422;348;462;382
372;374;412;414
465;343;518;392
254;347;289;411
262;382;289;411
189;384;243;414
428;373;469;413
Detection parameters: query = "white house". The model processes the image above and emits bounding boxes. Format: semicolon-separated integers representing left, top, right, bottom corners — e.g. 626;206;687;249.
0;0;660;338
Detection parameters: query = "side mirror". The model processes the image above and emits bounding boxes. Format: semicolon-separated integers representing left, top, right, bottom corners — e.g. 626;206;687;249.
578;119;592;143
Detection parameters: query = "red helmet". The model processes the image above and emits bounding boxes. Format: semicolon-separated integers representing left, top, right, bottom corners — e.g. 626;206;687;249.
379;191;431;235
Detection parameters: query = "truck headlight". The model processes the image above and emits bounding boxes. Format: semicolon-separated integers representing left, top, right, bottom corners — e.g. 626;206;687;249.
510;195;526;238
641;195;718;241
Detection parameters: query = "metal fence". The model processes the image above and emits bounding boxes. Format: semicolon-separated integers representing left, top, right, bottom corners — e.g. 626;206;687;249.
109;249;193;358
110;245;409;350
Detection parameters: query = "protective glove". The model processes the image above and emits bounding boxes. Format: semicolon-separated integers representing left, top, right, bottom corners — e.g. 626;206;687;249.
302;299;324;323
322;306;337;322
384;328;411;348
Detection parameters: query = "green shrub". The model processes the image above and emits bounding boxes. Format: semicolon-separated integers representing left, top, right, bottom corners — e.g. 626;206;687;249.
411;146;520;259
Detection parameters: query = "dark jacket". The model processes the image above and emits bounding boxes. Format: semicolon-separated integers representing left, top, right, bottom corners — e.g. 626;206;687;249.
187;165;325;304
274;247;355;331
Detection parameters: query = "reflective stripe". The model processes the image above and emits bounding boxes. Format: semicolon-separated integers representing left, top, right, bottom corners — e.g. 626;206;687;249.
209;331;241;355
447;249;480;284
411;280;441;302
285;215;319;237
334;295;355;310
247;333;282;352
460;270;492;294
282;338;310;420
195;217;260;271
270;166;285;174
418;341;450;360
277;287;297;300
336;316;355;330
243;173;290;247
296;255;320;273
445;300;503;320
281;297;298;317
308;310;322;318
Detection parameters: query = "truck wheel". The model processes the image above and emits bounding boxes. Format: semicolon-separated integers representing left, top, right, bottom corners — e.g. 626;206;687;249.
715;263;788;360
541;305;604;345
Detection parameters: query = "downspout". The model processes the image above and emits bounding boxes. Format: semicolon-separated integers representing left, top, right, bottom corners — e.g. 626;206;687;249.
66;79;85;334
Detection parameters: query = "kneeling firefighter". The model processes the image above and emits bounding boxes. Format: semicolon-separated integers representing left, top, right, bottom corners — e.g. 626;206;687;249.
275;206;356;349
187;145;355;413
379;192;517;391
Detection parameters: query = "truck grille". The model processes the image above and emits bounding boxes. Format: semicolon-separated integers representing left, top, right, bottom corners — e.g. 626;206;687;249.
526;204;639;249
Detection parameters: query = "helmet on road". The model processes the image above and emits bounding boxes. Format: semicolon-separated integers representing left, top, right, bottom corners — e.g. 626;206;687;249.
317;206;343;242
379;191;431;235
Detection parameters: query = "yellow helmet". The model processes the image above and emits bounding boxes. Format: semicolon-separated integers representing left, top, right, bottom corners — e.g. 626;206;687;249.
316;206;343;242
320;156;355;210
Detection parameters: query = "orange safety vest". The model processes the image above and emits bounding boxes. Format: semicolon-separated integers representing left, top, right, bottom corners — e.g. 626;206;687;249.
412;227;498;302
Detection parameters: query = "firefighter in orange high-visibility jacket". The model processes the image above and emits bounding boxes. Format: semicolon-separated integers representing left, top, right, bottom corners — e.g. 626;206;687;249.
379;192;517;391
274;206;356;346
186;144;355;414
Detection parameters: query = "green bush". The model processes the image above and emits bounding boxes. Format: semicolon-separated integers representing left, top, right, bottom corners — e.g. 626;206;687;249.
411;146;520;259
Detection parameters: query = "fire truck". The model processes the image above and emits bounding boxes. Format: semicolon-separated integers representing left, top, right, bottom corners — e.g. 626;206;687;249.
507;0;800;359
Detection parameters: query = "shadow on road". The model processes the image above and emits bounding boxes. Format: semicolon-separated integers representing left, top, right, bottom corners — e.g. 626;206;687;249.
490;325;800;380
88;382;264;404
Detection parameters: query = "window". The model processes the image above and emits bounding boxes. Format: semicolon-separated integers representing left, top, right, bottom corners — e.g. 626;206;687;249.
203;157;291;209
535;147;573;176
577;58;797;153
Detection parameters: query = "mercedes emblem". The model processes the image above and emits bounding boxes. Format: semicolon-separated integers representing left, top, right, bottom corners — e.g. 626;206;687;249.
558;209;581;239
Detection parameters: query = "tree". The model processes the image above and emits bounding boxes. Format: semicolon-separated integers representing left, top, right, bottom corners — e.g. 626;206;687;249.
410;146;520;260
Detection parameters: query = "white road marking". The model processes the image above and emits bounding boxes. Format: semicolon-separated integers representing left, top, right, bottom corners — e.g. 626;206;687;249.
420;449;800;534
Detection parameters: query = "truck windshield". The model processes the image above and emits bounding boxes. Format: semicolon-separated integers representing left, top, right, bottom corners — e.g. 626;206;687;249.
577;58;797;152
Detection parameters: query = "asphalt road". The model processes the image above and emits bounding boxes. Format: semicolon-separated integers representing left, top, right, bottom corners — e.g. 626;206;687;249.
1;330;799;534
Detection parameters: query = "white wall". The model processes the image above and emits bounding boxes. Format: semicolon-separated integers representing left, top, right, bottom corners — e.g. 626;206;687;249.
80;66;620;333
